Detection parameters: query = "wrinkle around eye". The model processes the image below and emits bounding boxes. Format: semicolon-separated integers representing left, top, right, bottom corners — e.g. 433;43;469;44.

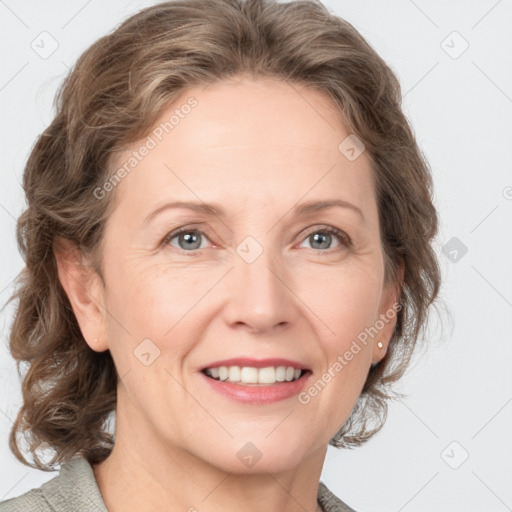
157;224;361;260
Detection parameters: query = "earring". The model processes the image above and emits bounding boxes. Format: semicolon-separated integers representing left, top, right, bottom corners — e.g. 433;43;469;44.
93;338;98;344
377;341;383;349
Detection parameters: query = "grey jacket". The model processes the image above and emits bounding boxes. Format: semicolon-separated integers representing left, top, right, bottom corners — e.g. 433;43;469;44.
0;456;356;511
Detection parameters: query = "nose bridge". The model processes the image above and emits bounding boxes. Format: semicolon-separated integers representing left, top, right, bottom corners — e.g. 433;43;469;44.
224;231;294;331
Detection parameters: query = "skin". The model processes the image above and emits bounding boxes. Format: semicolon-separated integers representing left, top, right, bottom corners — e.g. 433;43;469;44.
55;74;401;512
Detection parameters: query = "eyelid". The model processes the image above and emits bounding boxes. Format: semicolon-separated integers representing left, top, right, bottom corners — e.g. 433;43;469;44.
161;223;352;253
300;224;352;248
161;223;214;247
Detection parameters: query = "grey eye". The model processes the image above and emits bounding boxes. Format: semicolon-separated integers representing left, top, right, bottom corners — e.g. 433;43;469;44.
299;227;347;251
168;230;207;251
308;232;333;250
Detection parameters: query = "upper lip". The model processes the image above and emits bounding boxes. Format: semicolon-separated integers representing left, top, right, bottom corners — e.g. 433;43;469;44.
199;358;310;372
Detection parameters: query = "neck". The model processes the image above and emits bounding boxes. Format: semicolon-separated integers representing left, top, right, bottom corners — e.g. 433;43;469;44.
92;400;327;512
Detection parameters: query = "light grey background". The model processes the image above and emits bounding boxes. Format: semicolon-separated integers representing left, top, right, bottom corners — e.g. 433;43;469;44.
1;1;511;510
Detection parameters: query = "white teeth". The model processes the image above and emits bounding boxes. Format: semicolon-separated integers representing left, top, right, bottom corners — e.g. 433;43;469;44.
275;366;286;381
204;365;304;385
228;366;241;382
240;366;258;383
258;367;276;384
218;366;228;381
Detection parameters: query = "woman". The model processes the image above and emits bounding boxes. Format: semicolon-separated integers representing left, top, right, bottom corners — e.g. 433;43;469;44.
0;0;440;510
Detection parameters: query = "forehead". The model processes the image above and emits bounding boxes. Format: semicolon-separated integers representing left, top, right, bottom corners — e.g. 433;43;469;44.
107;76;375;221
174;76;346;149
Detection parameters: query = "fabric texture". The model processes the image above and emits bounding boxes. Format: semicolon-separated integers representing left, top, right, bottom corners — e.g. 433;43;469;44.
0;456;356;512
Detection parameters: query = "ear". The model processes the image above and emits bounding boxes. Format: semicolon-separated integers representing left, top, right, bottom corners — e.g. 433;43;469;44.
53;236;108;352
371;258;404;365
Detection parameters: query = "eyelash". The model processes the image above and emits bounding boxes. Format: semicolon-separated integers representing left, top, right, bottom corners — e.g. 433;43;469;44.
161;224;352;256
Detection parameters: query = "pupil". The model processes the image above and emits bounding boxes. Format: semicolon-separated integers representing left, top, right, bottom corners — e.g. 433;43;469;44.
311;232;330;249
181;232;201;250
178;231;331;251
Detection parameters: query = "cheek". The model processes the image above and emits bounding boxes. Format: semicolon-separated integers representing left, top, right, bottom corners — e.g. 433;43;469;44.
104;261;208;363
104;248;383;365
105;257;191;326
297;267;380;408
297;265;383;342
299;273;379;431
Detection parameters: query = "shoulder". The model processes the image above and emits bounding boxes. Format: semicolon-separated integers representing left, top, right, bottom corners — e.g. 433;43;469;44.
0;457;107;512
318;480;358;512
2;459;353;512
0;485;53;512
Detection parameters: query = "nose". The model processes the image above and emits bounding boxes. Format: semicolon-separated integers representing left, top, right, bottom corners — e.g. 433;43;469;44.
221;239;297;334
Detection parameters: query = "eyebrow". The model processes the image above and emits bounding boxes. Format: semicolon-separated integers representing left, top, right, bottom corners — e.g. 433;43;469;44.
144;198;364;225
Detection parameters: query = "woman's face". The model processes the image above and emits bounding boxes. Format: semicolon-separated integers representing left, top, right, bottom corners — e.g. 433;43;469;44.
90;75;398;473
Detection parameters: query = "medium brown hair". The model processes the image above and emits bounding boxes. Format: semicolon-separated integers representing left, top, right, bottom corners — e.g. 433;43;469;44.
4;0;441;471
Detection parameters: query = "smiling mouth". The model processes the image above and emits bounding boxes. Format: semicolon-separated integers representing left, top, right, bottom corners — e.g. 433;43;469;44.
201;365;310;386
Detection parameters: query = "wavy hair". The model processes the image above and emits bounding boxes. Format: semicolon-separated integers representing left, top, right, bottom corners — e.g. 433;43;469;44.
4;0;441;471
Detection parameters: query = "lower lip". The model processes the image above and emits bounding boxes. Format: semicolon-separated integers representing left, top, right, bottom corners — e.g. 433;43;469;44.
199;371;311;404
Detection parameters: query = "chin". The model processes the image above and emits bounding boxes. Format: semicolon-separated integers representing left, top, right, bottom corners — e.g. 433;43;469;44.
200;437;312;475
